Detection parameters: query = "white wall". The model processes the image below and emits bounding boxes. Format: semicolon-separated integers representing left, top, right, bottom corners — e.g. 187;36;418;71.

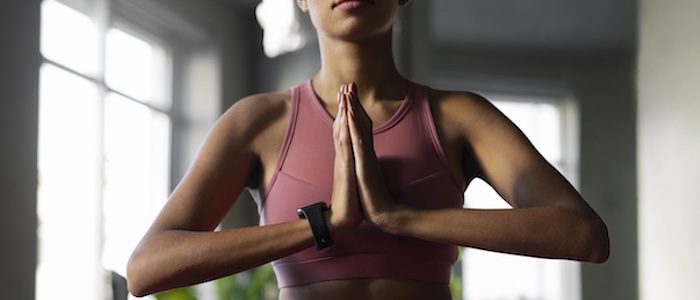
638;1;700;299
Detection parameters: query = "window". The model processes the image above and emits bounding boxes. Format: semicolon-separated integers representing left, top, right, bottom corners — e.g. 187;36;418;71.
38;1;172;299
256;0;308;58
461;93;581;300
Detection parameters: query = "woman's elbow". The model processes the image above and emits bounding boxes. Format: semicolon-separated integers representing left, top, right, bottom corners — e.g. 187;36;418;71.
581;216;610;263
126;251;154;297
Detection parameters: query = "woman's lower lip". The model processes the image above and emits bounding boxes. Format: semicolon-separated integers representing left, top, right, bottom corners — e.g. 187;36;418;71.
334;1;372;10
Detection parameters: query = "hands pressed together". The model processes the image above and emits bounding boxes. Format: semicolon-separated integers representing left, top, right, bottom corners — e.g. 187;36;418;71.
327;83;403;237
323;83;610;262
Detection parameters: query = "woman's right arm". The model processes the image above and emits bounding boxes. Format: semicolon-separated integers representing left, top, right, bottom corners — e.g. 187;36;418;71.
126;93;360;296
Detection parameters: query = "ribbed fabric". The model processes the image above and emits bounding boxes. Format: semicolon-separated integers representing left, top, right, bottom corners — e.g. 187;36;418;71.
259;80;464;288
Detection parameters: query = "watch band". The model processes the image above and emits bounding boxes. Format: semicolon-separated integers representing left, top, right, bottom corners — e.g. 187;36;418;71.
297;202;334;250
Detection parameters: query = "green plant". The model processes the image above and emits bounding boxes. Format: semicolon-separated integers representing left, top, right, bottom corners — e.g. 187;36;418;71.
154;286;197;300
217;264;278;300
153;263;278;300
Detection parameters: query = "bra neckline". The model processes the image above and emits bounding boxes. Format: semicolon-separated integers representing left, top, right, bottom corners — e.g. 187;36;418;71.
303;80;417;135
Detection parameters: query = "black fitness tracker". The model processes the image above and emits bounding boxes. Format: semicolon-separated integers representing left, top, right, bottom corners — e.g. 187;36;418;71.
297;202;334;250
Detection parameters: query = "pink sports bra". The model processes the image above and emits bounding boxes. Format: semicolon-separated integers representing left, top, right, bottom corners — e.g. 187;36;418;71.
257;80;464;288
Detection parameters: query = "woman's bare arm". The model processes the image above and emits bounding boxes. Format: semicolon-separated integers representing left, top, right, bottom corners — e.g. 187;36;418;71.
126;93;361;296
349;89;609;263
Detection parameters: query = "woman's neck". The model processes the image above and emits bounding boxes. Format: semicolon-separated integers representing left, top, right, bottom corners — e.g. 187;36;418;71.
312;30;408;104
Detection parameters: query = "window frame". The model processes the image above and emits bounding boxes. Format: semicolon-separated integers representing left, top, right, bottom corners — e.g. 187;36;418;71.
37;1;220;299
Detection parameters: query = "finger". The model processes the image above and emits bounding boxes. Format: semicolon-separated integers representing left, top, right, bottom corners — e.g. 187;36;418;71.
333;93;342;129
346;90;356;117
347;82;357;106
350;83;359;103
346;83;366;119
347;100;363;149
336;92;343;116
338;94;350;143
335;93;349;138
339;93;347;122
338;93;346;125
346;85;372;133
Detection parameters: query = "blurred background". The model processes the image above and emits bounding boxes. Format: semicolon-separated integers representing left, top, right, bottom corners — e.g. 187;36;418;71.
1;0;698;299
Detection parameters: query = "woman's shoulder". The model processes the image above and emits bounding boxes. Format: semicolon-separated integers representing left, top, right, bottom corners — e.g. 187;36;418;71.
219;90;291;127
209;90;292;149
426;87;499;127
226;90;292;119
427;86;491;106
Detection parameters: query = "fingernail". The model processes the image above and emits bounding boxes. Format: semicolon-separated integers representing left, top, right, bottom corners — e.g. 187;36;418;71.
340;84;345;93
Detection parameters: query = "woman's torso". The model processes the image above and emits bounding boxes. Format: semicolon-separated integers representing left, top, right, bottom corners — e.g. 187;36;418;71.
278;278;452;300
249;81;475;299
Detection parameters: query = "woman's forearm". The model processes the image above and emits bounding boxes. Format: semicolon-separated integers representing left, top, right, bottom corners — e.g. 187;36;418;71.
127;219;314;296
381;205;609;263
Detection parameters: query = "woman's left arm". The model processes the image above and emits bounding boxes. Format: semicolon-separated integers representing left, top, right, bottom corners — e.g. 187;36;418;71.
347;88;609;263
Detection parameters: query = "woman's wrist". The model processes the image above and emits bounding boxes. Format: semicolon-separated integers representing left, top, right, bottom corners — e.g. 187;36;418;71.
374;204;412;236
325;209;354;239
324;204;362;238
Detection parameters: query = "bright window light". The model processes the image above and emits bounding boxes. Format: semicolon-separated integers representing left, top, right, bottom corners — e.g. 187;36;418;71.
255;0;306;58
106;28;158;104
40;0;97;75
102;92;171;277
38;1;173;299
497;101;562;163
37;63;103;300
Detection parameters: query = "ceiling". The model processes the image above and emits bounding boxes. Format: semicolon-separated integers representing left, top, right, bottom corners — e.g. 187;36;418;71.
222;0;637;55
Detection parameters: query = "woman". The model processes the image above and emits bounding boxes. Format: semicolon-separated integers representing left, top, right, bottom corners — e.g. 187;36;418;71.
126;1;610;299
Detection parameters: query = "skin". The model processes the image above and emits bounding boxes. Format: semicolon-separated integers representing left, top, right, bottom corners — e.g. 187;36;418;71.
126;0;610;299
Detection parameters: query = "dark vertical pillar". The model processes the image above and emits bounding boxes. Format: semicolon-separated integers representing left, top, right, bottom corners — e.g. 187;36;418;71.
0;0;41;298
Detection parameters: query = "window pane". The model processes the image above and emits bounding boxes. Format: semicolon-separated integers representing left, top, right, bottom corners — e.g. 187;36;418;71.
105;28;170;108
40;0;98;75
102;93;171;277
37;64;103;300
496;102;562;163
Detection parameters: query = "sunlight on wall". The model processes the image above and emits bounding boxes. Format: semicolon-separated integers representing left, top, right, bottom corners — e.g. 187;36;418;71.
638;0;700;298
